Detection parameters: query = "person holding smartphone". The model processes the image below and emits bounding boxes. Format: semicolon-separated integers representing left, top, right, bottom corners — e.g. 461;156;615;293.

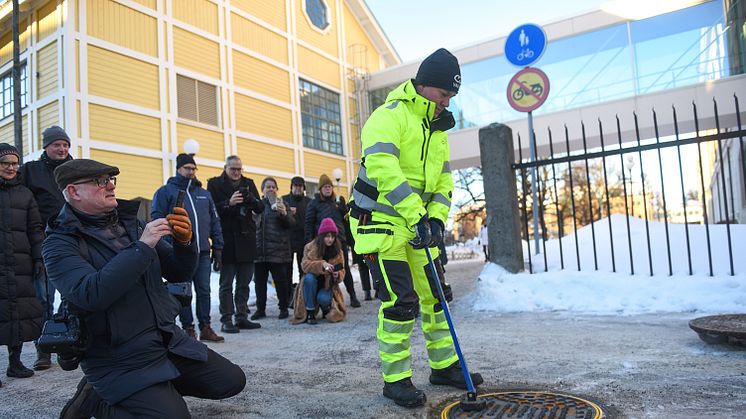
251;177;295;320
291;218;347;325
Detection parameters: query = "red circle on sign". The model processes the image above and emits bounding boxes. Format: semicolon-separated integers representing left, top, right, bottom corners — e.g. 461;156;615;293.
506;67;550;113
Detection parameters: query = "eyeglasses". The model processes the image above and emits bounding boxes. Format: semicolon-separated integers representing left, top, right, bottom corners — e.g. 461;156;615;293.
227;167;242;172
0;161;20;169
73;176;117;188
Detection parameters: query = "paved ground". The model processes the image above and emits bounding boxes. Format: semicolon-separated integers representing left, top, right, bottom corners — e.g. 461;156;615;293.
0;259;744;418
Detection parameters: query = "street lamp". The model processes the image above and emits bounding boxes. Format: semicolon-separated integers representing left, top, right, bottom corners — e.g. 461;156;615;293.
332;167;343;202
183;138;200;156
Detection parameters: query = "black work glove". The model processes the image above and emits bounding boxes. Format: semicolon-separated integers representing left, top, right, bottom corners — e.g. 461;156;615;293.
211;249;222;272
428;218;444;248
33;260;46;281
409;215;432;250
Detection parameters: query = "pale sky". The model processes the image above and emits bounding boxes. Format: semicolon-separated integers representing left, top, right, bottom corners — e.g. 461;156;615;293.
365;0;608;63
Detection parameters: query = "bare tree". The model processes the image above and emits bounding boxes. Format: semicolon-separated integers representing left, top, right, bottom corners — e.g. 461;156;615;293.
452;167;486;223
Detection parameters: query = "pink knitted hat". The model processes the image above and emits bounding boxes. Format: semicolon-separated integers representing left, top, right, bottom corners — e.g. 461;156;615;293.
318;217;338;236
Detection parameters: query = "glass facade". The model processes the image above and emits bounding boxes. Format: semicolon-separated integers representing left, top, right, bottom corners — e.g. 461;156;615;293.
369;1;734;129
1;64;28;120
300;79;343;155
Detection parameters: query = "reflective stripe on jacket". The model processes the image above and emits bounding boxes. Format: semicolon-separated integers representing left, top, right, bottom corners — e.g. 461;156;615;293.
351;79;454;228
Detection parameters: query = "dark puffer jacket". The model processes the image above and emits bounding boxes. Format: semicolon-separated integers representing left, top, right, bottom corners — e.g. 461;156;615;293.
0;176;44;346
207;172;263;264
304;192;348;245
20;152;72;225
43;200;204;404
255;197;295;264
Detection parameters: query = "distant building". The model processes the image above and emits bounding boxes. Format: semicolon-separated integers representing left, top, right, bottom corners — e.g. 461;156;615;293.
0;0;398;199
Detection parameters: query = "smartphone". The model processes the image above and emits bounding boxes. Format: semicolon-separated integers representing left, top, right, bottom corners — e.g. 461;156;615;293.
332;263;344;272
175;190;186;208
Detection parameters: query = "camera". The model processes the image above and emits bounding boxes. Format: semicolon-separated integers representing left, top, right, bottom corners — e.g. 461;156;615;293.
239;187;250;201
38;311;87;370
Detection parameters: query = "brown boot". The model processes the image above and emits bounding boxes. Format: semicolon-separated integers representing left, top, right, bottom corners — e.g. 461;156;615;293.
199;326;225;342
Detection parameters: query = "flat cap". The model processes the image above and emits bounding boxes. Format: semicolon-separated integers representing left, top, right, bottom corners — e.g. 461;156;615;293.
54;159;120;190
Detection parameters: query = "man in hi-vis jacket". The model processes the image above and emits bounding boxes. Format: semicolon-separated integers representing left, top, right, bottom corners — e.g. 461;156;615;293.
348;48;483;408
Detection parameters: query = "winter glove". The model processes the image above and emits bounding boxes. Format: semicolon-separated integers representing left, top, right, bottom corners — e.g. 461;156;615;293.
166;207;192;245
428;218;444;248
409;215;432;250
33;260;46;281
211;249;222;272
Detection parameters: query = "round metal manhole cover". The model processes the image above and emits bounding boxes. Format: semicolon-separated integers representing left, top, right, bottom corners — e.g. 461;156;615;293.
440;391;605;418
689;314;746;346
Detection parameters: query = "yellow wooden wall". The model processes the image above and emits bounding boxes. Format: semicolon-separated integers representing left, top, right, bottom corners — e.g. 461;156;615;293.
90;149;162;200
0;0;388;200
0;115;30;153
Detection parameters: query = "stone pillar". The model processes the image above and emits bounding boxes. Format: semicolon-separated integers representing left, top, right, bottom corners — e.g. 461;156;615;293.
479;123;524;273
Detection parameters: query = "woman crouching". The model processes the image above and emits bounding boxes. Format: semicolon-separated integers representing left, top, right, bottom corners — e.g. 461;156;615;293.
292;218;347;324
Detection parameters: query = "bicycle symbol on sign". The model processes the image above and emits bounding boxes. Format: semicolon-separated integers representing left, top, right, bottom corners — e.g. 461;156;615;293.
516;48;534;62
512;83;544;101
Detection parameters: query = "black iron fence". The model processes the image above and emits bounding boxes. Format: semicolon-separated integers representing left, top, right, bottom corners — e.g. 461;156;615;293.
512;95;745;276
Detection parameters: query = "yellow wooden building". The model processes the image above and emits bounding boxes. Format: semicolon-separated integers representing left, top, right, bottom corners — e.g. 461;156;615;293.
0;0;398;199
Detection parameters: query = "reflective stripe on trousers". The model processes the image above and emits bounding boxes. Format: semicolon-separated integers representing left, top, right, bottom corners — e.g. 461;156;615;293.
367;239;457;383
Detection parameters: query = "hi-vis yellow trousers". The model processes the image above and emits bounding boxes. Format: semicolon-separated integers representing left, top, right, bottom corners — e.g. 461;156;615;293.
360;220;457;383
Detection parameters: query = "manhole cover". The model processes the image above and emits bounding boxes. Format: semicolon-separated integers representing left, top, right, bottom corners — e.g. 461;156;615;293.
689;314;746;346
440;391;605;418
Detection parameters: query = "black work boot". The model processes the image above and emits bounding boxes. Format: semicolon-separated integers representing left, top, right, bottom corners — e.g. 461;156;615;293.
7;345;33;378
306;311;317;325
429;361;484;390
60;376;95;419
34;345;53;371
383;377;426;407
349;292;361;308
364;290;373;301
235;318;261;330
220;320;239;334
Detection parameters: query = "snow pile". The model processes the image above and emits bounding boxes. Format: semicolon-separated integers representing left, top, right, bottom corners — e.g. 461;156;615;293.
475;216;746;314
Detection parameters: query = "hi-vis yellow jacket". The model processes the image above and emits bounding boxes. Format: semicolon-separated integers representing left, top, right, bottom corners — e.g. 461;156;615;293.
349;79;454;242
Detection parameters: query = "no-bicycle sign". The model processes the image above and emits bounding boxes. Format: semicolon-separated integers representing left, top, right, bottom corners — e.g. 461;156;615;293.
506;67;550;113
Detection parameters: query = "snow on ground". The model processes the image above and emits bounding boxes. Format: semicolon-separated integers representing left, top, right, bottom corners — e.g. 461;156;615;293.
475;214;746;315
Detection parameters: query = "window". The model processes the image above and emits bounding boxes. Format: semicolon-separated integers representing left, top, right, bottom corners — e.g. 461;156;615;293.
299;79;343;155
177;74;219;126
1;64;28;120
305;0;329;31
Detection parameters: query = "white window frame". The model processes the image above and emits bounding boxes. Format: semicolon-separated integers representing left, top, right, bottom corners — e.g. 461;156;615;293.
302;0;331;35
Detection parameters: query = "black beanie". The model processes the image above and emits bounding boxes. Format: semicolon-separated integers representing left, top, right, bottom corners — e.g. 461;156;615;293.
42;125;71;149
414;48;461;93
176;153;196;170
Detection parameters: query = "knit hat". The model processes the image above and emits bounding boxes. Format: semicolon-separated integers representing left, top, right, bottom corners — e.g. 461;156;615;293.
0;143;20;160
176;153;196;170
318;217;338;236
414;48;461;93
42;125;71;149
291;176;306;189
318;174;333;188
54;159;120;190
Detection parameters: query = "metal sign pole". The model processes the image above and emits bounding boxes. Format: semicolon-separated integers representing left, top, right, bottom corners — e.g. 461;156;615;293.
528;111;540;255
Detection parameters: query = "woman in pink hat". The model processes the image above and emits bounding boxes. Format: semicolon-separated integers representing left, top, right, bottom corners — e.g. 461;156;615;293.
291;218;347;324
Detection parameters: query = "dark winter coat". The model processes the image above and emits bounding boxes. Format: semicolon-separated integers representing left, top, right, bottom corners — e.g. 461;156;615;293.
304;193;349;245
19;152;72;225
151;173;223;253
0;177;44;346
207;173;263;264
282;192;311;251
255;197;295;264
43;200;204;404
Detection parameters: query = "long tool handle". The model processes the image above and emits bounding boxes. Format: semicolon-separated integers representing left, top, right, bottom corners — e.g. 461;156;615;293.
424;247;477;396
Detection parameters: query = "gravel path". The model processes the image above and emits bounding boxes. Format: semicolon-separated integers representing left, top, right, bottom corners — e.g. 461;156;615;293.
0;259;744;418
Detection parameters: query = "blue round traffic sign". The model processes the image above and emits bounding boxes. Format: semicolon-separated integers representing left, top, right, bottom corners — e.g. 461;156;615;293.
504;24;547;67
